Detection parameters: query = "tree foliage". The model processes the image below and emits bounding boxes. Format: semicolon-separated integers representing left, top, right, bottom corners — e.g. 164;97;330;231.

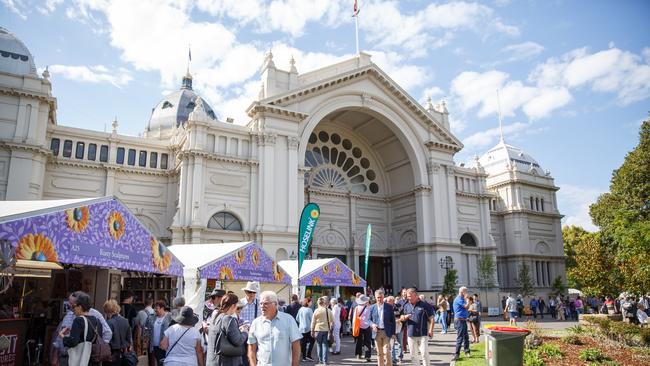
566;232;618;296
516;263;535;298
562;225;594;288
475;254;497;290
442;268;458;297
550;275;566;297
588;118;650;293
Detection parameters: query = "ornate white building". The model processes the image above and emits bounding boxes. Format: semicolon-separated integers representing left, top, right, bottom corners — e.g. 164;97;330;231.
0;28;564;294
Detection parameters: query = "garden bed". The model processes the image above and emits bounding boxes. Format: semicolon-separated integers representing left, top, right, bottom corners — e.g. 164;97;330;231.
535;335;650;365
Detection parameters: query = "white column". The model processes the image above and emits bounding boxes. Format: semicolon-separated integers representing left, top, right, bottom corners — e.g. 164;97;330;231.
287;137;299;232
445;165;458;243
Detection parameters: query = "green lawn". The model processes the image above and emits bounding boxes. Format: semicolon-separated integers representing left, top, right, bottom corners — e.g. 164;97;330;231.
453;342;485;366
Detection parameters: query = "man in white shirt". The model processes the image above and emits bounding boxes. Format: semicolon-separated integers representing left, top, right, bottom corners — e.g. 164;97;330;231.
370;289;396;366
330;298;342;355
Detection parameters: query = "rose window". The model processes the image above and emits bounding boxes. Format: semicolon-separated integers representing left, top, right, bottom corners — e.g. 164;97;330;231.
305;130;380;194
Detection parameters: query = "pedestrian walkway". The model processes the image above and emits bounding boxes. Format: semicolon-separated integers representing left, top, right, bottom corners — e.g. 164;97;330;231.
301;319;578;365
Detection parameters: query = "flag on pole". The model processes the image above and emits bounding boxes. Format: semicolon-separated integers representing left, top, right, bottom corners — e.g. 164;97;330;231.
188;46;192;61
298;203;320;285
353;0;360;17
364;223;371;279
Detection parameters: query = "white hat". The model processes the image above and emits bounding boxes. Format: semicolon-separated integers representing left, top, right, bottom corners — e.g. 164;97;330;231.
242;281;260;293
356;294;370;305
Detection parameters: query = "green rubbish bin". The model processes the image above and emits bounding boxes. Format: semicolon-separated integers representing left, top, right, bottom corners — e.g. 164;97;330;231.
484;325;530;366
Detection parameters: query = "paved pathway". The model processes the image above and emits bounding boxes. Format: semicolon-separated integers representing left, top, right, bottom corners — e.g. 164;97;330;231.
299;318;578;366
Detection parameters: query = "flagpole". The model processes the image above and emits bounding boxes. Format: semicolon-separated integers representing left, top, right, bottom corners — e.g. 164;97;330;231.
355;13;360;55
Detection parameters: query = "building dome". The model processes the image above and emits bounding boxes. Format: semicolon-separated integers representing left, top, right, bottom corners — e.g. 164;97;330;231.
478;139;545;175
0;27;37;77
145;73;217;138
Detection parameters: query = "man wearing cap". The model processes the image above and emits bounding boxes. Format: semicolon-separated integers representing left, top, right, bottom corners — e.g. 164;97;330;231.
240;281;261;366
353;294;372;362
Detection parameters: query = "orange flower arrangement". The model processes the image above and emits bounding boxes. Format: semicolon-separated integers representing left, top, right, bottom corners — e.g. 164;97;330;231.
219;266;234;280
234;249;245;264
16;233;58;262
351;273;361;286
251;248;261;266
65;206;89;232
272;261;284;282
108;211;125;240
151;237;172;272
312;276;323;286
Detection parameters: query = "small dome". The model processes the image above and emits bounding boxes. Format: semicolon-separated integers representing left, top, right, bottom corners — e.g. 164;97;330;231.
0;27;37;76
478;140;544;175
145;73;217;138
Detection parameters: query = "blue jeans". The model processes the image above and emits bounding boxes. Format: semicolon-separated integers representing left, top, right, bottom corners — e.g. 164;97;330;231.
315;331;329;364
438;311;448;332
392;329;403;361
454;320;470;356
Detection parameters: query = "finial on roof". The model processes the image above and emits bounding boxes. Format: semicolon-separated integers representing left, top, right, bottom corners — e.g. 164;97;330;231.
426;96;434;113
289;55;297;73
440;99;449;114
181;70;193;90
262;49;276;71
42;65;50;80
497;89;505;143
111;116;118;133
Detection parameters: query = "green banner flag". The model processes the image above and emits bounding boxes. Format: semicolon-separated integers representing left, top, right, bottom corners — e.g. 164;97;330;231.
365;223;371;279
298;203;320;281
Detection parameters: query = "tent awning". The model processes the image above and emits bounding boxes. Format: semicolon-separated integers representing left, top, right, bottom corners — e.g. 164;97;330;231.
168;242;291;284
0;196;183;276
278;258;366;288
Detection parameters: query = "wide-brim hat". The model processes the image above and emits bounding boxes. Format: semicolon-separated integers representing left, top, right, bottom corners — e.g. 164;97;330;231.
356;295;370;305
210;289;226;298
242;281;260;293
173;306;199;326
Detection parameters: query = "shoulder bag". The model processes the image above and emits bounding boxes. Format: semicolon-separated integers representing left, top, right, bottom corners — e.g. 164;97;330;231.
215;316;244;357
88;316;112;363
325;309;334;347
67;316;92;366
162;326;191;362
352;305;367;337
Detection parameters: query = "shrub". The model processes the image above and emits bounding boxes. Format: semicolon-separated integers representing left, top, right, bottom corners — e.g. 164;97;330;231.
567;325;587;334
561;335;583;345
583;316;650;347
537;343;563;359
579;348;608;362
523;349;545;366
524;321;545;349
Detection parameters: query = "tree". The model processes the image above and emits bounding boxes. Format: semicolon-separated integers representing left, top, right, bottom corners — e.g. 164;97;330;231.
589;118;650;293
562;225;595;288
550;275;566;297
566;232;618;296
475;255;497;308
515;263;534;298
441;269;458;297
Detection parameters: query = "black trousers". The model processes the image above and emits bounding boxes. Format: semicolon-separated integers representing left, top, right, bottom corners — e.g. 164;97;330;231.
301;332;314;359
355;327;372;359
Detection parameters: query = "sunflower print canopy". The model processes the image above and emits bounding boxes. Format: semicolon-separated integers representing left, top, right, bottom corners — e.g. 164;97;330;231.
65;206;89;232
15;233;58;262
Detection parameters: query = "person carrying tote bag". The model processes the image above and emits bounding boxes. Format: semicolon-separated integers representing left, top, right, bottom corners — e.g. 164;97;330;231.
207;294;249;366
60;292;104;366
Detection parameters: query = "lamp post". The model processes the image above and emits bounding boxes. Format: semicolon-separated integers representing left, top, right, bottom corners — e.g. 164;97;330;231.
439;256;454;273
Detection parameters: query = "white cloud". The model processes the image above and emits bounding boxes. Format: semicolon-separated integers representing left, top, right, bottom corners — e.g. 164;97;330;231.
499;41;544;63
48;64;133;87
462;121;528;150
1;0;28;19
361;1;518;57
420;86;445;101
452;46;650;121
557;184;604;232
37;0;63;14
368;51;429;90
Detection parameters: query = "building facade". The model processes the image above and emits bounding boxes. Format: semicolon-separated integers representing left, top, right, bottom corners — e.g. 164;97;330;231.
0;28;564;294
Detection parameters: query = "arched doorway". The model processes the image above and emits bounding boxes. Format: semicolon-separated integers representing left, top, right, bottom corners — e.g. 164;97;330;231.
303;107;423;292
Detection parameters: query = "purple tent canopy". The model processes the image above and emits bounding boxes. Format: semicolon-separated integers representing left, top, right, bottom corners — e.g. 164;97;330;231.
279;258;366;288
0;196;183;276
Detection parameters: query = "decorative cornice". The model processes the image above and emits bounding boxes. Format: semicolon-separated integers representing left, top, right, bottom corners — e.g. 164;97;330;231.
261;65;463;150
307;187;386;202
424;139;462;153
487;178;560;191
412;184;432;194
176;149;259;166
0;85;55;103
48;158;178;177
0;140;51;156
489;209;563;219
247;103;309;121
456;191;495;199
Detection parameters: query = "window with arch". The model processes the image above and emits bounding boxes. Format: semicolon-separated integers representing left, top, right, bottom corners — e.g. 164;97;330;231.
460;233;477;247
304;129;380;194
208;211;242;231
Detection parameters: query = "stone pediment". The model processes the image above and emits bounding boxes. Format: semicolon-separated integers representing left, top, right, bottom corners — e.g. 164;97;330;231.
254;62;463;151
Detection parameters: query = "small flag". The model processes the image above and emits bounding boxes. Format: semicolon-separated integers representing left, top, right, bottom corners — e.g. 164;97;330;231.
353;0;360;17
188;46;192;62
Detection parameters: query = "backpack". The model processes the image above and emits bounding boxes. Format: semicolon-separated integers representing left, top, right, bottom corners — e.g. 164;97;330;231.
340;306;348;322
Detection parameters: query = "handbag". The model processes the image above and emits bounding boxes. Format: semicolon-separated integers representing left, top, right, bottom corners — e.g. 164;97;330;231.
67;316;92;366
88;317;112;362
325;309;333;347
121;350;138;366
215;316;244;357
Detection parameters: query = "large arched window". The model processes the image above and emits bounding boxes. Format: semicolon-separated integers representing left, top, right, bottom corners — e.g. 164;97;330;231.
460;233;477;247
208;212;242;231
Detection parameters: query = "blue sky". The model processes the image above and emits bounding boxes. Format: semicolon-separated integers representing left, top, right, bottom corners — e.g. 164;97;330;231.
2;0;649;231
